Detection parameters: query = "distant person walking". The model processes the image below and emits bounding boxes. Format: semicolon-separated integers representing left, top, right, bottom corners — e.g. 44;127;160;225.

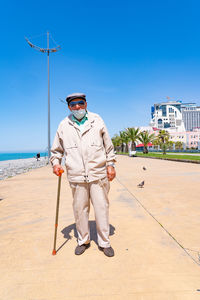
51;93;116;257
36;153;40;161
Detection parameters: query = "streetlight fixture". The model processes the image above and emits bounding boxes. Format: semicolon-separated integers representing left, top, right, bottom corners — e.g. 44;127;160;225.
25;32;61;163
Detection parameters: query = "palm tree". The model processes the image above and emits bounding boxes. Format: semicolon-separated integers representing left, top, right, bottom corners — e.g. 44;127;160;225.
168;141;174;150
111;134;121;152
157;130;170;143
138;131;155;154
126;127;141;151
119;131;130;153
175;141;183;150
157;130;170;154
153;138;159;150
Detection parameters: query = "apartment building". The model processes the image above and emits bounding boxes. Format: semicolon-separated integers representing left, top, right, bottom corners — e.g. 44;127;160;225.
181;103;200;131
150;101;185;131
150;100;200;132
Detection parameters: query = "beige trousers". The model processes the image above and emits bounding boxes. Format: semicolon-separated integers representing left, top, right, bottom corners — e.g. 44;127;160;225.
69;177;110;248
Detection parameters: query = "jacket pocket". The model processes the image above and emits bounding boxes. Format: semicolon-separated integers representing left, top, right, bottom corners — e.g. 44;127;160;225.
65;143;78;150
91;141;103;148
99;177;110;202
65;144;80;171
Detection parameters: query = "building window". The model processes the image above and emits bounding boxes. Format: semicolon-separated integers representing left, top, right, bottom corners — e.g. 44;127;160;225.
161;105;167;117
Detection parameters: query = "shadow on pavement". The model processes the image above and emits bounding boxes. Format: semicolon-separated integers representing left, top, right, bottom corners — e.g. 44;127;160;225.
56;221;115;253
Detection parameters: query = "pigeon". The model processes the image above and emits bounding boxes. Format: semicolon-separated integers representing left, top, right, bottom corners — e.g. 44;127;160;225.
137;181;144;188
143;166;147;170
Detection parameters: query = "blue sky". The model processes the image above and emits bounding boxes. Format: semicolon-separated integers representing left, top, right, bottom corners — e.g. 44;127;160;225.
1;0;200;151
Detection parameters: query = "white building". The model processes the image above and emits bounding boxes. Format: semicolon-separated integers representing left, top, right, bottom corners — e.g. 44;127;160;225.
181;103;200;131
150;100;200;132
150;101;185;132
130;100;200;149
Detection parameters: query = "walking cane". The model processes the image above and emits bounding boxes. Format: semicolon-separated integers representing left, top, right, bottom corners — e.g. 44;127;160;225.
52;169;64;255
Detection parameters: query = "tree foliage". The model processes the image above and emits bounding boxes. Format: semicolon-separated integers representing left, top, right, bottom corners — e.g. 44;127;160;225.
138;131;155;154
126;127;141;151
156;130;170;154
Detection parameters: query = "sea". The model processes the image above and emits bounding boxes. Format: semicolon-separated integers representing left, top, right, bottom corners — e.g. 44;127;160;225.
0;152;47;162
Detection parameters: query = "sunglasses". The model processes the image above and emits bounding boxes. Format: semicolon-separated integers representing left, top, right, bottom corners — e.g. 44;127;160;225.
69;100;86;108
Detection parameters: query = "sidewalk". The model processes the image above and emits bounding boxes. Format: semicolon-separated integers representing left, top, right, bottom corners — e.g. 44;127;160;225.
0;155;200;300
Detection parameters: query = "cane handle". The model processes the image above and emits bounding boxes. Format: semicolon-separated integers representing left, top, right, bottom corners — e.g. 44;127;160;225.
58;169;64;176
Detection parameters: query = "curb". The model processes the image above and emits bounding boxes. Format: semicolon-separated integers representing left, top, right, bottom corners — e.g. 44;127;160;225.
136;156;200;164
117;153;200;164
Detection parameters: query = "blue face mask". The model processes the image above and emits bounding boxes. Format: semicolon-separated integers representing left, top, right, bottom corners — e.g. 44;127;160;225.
72;109;86;120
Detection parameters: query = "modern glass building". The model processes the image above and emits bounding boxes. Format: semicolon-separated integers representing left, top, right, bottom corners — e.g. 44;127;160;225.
150;101;185;131
150;100;200;132
181;103;200;131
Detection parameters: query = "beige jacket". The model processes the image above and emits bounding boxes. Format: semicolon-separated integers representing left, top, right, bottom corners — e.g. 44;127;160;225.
50;111;116;183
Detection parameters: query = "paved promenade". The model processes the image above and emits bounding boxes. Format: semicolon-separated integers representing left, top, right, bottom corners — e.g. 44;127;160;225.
0;155;200;300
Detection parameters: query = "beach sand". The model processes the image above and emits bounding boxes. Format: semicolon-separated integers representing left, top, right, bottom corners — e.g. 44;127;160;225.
0;155;200;299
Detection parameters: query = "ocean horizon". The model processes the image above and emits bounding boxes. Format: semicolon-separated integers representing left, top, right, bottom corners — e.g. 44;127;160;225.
0;152;47;162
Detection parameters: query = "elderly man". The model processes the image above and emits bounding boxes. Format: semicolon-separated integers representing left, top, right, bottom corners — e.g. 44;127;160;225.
51;93;116;257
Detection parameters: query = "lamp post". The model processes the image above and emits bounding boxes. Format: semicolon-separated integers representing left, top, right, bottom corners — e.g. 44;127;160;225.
25;32;61;162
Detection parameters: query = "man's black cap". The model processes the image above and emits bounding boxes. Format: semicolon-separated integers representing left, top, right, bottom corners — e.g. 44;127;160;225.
66;93;86;104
